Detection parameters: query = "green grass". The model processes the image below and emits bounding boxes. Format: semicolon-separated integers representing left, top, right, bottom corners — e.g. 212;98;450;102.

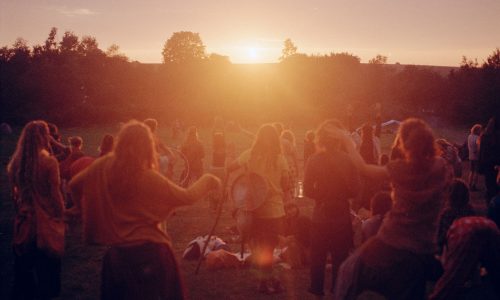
0;124;483;299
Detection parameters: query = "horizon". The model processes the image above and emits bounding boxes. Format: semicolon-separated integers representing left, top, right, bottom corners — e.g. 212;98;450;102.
1;0;499;66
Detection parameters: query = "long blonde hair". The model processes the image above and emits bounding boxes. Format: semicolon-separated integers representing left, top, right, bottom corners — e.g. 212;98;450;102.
250;124;282;169
7;120;50;204
108;120;157;199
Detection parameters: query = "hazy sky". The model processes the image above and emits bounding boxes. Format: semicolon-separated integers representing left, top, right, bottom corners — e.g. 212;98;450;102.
1;0;499;65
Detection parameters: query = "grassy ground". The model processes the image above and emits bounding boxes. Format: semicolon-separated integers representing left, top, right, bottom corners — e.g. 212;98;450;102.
0;124;486;299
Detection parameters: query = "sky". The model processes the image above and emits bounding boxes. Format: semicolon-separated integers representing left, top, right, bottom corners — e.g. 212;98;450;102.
1;0;499;66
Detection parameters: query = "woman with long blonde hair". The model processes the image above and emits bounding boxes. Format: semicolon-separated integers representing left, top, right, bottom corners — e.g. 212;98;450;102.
8;120;65;299
227;124;291;294
69;120;220;300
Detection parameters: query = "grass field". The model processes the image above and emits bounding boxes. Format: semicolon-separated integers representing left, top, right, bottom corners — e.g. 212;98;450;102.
0;123;486;299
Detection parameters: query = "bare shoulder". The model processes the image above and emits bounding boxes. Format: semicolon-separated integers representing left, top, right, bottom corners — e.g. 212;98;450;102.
39;150;58;168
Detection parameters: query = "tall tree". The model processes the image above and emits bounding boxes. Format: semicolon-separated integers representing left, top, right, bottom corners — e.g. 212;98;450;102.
60;31;79;53
44;27;58;52
78;36;101;56
279;38;297;61
162;31;206;63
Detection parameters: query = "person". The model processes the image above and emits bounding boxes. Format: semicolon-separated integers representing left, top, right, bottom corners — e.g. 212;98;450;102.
487;166;500;228
67;120;221;300
479;117;500;200
282;203;312;267
334;118;452;300
97;134;114;157
436;139;462;178
429;217;500;300
212;117;226;168
467;124;482;191
47;122;69;161
7;120;65;299
359;123;381;165
303;130;316;167
144;118;176;178
281;130;299;200
226;124;290;294
436;178;475;254
361;192;392;242
181;126;205;186
69;134;114;179
304;119;360;297
59;136;85;181
172;118;182;139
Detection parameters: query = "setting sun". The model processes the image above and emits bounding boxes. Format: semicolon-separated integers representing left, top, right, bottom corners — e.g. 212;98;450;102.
247;47;259;61
220;45;280;64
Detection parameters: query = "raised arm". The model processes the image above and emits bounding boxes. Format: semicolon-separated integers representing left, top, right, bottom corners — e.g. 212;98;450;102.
146;172;221;208
340;130;389;181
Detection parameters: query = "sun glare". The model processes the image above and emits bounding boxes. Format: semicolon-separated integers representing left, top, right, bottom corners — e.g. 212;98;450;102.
247;47;259;61
218;44;280;64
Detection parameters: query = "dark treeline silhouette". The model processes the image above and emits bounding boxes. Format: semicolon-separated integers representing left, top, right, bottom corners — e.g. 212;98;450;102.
1;28;499;127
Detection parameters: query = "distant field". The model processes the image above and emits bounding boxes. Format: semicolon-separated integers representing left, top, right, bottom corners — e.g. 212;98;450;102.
0;123;476;299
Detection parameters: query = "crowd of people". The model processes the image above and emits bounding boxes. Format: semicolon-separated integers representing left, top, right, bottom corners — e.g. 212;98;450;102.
5;112;500;299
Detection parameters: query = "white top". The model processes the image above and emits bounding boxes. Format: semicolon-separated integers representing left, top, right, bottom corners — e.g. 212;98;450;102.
467;134;480;161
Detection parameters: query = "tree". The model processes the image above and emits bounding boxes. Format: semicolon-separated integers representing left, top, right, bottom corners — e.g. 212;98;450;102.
162;31;206;63
279;38;297;61
44;27;58;53
460;56;478;70
483;48;500;69
78;36;102;56
60;31;79;52
208;53;231;64
106;44;128;61
369;54;388;64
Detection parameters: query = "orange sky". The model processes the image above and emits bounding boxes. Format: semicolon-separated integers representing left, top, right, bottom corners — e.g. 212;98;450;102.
1;0;499;65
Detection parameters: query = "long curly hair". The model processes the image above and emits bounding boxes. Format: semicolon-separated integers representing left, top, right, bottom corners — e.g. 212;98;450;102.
7;120;50;204
314;119;345;153
396;118;437;170
108;120;157;200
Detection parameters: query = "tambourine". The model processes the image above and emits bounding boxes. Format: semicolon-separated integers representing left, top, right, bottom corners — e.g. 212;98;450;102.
231;172;269;211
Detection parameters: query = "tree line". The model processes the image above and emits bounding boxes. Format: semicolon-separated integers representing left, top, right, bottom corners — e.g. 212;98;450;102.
1;28;499;127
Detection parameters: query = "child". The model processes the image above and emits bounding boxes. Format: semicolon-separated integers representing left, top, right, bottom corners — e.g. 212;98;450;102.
361;192;392;242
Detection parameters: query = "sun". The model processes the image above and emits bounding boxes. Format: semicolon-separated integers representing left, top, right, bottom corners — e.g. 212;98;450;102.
246;47;259;62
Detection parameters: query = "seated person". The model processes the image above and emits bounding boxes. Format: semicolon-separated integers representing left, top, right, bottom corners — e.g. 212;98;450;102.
361;192;392;242
281;203;312;267
430;217;500;300
436;179;475;254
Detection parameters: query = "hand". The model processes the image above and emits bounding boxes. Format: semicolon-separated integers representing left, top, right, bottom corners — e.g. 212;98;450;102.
206;174;222;191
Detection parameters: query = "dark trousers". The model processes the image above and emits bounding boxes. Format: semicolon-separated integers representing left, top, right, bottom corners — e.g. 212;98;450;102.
309;220;353;295
12;248;61;300
101;242;185;300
